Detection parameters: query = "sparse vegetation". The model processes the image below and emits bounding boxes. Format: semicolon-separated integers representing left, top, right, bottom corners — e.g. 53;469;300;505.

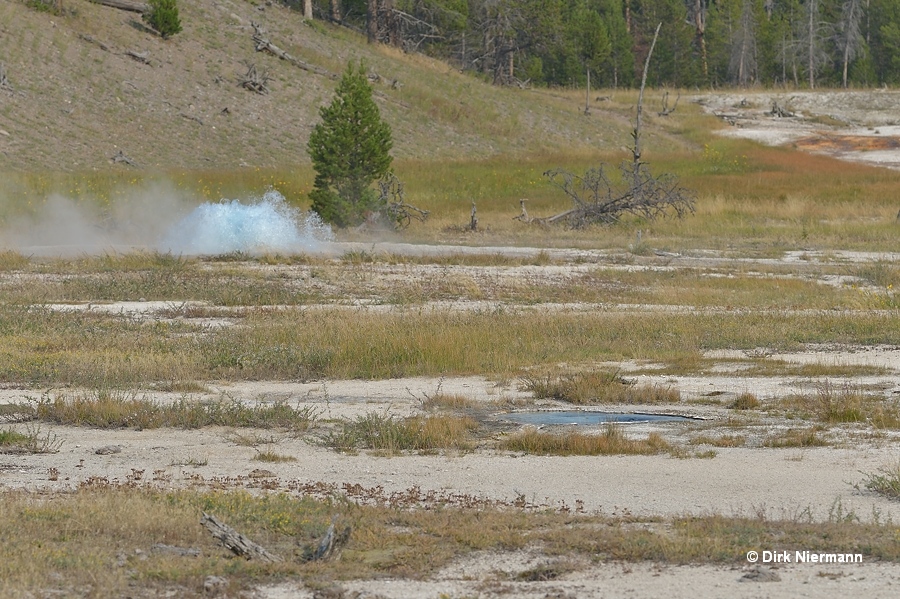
500;424;672;456
34;390;318;431
0;487;898;597
858;463;900;500
521;371;680;405
326;412;478;454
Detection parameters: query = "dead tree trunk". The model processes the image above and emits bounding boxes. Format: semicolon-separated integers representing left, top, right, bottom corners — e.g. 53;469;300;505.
303;0;313;19
87;0;148;13
251;22;335;79
367;0;377;43
633;23;661;182
200;513;283;563
330;0;341;23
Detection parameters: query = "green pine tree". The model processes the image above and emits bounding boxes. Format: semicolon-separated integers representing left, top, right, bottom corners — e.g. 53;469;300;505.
307;61;394;228
143;0;183;39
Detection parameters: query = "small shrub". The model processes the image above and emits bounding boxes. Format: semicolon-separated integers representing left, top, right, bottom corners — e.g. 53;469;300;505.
143;0;183;39
730;393;760;410
857;463;900;500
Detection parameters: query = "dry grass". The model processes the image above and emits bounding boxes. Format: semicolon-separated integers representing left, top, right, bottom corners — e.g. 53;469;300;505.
2;486;899;597
499;424;673;456
34;390;318;431
730;393;760;410
776;384;900;428
763;427;829;448
3;302;900;385
690;434;747;448
521;371;681;405
326;413;478;454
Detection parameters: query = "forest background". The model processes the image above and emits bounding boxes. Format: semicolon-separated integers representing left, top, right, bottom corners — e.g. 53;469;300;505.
313;0;900;90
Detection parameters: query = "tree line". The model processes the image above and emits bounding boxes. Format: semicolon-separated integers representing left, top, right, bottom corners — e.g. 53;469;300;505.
286;0;900;89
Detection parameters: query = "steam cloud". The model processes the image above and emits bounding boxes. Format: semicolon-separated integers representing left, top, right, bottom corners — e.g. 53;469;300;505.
0;187;333;256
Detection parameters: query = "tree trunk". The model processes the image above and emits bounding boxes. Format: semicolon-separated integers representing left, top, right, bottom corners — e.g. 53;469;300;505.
585;68;590;115
367;0;377;43
303;0;312;19
88;0;147;13
808;0;815;89
330;0;341;23
694;0;708;79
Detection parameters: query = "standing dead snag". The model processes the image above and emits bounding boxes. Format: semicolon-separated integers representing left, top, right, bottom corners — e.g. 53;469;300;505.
524;23;694;229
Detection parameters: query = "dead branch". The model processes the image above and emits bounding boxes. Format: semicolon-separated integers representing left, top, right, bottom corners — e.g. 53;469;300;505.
200;512;283;563
526;23;693;229
769;101;795;118
377;173;429;229
657;91;680;116
180;113;204;125
124;50;151;65
238;62;269;95
0;63;11;91
111;149;138;167
78;33;112;52
251;22;335;79
302;519;352;561
87;0;148;13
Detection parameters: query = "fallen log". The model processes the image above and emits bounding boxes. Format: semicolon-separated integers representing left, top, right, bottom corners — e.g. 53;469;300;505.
87;0;149;13
251;22;335;79
200;512;282;563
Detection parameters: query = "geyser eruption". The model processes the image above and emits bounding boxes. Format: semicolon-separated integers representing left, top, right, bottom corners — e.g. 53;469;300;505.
159;190;333;255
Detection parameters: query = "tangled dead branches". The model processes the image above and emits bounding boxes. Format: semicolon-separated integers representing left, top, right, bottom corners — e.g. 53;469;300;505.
541;161;695;228
377;173;429;229
238;62;269;95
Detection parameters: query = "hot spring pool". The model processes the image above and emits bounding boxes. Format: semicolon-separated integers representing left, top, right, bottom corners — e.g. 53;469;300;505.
502;411;697;426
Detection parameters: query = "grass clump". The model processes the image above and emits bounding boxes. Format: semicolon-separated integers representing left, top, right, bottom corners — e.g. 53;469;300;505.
763;427;828;448
35;390;318;431
857;462;900;500
690;434;746;448
253;450;297;463
0;424;61;454
521;371;680;405
327;412;478;454
729;393;760;410
500;424;672;456
779;384;900;428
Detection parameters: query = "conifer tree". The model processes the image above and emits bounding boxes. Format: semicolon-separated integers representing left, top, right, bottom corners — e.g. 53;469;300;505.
307;61;394;228
144;0;183;39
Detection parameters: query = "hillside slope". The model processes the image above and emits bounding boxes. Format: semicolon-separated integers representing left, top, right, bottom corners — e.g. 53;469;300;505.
0;0;683;171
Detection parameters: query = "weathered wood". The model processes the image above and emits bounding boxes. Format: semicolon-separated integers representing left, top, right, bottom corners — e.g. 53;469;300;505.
200;512;283;563
238;62;269;95
78;33;111;52
657;91;680;117
0;63;11;91
88;0;149;13
151;543;201;557
111;149;138;167
303;520;351;561
251;22;336;79
125;50;151;65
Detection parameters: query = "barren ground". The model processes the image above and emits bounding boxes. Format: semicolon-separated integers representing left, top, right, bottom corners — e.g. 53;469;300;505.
3;240;900;597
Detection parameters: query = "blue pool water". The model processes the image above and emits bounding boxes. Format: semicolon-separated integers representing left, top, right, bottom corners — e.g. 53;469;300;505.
503;411;695;425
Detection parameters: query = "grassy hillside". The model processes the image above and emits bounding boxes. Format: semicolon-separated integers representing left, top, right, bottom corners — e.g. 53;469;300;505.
0;0;688;172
